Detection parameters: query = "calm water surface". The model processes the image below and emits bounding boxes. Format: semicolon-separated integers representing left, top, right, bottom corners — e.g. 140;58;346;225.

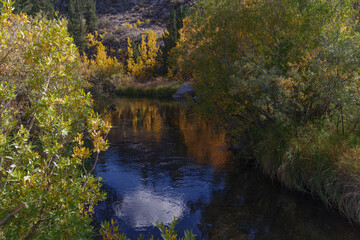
95;98;360;239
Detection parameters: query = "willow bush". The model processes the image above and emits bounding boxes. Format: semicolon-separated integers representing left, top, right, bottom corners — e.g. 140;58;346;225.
173;0;360;223
0;1;110;238
174;0;360;129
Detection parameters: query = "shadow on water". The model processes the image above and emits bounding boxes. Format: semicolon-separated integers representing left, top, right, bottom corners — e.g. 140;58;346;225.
94;98;360;239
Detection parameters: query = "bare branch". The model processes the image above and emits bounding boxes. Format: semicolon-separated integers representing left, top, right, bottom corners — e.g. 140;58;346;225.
0;203;26;226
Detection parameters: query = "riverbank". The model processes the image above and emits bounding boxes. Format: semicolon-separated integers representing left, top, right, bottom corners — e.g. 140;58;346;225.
173;0;360;228
242;123;360;225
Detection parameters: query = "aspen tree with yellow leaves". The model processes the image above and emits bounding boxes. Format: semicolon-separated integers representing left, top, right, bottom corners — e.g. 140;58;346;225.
86;33;124;79
126;30;159;78
82;32;124;95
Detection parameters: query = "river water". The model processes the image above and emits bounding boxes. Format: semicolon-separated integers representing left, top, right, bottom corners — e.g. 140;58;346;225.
94;98;360;239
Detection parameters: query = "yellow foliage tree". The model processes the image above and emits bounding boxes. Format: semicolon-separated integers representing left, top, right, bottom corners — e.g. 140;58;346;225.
126;30;159;78
146;30;158;67
127;37;135;70
167;17;194;80
86;33;124;79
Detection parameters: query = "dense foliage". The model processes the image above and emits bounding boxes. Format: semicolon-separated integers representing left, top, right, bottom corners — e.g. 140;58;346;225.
5;0;98;52
13;0;56;17
0;1;109;238
67;0;97;52
175;0;359;127
3;0;360;237
172;0;360;223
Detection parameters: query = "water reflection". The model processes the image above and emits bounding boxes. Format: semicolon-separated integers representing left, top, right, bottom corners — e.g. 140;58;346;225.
113;188;184;229
95;98;228;239
199;160;360;239
105;98;229;166
95;98;360;239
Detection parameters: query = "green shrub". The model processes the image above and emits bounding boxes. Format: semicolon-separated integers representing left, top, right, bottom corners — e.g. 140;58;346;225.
174;0;360;224
0;1;109;238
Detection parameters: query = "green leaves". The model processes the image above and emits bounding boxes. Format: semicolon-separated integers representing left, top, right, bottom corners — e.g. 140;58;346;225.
156;217;196;240
175;0;360;136
0;2;109;239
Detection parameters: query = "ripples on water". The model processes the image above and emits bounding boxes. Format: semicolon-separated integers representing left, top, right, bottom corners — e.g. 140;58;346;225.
95;98;360;239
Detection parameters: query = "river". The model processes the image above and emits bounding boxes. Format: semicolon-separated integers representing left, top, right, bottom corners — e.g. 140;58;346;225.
94;98;360;239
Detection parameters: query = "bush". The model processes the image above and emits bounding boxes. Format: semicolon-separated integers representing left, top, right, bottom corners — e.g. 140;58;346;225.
173;0;360;224
175;0;360;144
0;1;109;238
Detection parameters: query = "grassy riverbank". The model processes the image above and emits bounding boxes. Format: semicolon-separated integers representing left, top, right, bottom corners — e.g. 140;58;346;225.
247;123;360;224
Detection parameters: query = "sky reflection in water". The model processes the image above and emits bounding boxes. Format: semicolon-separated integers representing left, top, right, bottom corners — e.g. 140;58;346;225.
113;188;184;229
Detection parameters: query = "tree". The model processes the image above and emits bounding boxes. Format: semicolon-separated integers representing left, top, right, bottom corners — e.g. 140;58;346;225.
0;1;109;238
67;0;87;52
161;4;190;73
127;30;160;78
173;0;359;132
85;0;97;33
67;0;98;52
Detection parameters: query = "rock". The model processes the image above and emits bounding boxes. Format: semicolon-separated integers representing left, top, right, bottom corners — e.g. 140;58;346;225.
172;84;195;101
